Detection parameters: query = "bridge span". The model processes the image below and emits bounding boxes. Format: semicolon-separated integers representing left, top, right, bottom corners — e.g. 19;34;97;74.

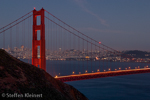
55;68;150;82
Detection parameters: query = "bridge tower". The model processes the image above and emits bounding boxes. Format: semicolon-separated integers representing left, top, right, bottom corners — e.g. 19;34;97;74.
32;8;46;70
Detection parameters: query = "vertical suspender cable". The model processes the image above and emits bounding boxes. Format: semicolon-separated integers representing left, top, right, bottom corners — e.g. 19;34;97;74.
83;39;84;74
91;42;92;73
102;46;105;71
10;24;12;50
78;32;79;74
48;14;50;74
87;38;88;73
3;29;5;49
99;46;100;72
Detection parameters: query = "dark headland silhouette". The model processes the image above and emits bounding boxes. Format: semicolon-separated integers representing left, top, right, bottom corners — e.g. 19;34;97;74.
0;49;88;100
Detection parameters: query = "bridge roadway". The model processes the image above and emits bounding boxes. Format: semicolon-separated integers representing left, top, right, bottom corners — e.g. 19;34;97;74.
55;68;150;82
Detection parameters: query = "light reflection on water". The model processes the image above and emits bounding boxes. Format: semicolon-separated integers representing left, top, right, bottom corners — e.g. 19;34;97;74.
67;73;150;100
21;59;150;100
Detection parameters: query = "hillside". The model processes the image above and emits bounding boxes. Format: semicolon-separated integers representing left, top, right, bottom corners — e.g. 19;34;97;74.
123;50;150;58
0;49;88;100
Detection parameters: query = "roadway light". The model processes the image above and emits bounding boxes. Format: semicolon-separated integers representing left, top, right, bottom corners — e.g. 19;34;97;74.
72;71;75;74
85;70;87;73
104;70;106;72
119;67;121;70
79;72;81;74
108;68;111;71
125;68;127;70
92;71;94;73
55;75;58;78
115;69;117;71
129;67;130;69
97;69;100;72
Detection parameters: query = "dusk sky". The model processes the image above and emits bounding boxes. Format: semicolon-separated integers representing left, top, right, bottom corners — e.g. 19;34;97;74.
0;0;150;51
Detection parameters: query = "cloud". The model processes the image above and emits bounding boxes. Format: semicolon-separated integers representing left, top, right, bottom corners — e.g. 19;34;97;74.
73;0;109;26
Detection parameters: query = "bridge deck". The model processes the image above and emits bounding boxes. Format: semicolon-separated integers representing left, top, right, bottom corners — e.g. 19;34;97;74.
55;68;150;82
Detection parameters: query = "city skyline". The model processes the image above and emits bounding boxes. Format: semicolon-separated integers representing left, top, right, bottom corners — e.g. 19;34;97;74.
0;0;150;51
4;45;150;63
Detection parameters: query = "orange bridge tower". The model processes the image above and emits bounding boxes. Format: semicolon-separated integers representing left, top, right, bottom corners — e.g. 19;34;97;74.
32;8;46;71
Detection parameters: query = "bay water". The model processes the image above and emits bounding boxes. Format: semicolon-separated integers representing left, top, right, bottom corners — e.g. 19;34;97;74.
22;59;150;100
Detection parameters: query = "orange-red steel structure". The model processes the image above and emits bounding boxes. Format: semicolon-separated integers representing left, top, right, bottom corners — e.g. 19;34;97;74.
1;8;150;82
56;68;150;82
32;8;46;70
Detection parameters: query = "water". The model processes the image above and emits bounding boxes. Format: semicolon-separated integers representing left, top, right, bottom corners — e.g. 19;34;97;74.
22;59;150;100
67;73;150;100
45;60;148;77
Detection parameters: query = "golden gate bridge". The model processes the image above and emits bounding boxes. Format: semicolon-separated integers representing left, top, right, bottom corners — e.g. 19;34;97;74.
0;8;150;82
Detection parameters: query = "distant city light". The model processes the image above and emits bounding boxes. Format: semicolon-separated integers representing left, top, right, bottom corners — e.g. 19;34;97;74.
147;65;149;68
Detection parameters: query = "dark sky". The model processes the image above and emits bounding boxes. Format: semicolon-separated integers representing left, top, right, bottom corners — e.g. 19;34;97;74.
0;0;150;51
